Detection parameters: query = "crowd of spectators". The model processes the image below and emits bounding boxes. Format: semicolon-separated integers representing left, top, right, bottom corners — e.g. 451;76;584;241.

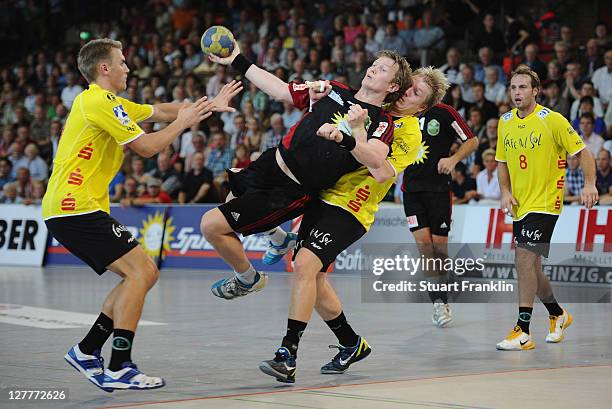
1;0;611;207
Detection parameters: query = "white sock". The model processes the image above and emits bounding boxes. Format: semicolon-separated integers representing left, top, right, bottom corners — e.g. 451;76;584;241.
236;264;257;284
265;227;287;246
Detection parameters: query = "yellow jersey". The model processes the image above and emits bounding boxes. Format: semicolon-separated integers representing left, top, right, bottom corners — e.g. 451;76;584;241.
42;84;153;219
495;104;585;220
320;115;422;230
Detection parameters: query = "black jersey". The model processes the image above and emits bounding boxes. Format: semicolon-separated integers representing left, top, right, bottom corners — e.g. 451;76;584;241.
402;103;474;193
278;81;394;191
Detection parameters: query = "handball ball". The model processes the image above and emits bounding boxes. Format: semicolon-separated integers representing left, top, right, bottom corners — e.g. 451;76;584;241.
201;26;235;58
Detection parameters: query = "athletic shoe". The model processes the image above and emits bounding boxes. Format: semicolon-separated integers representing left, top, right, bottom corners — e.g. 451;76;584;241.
320;336;372;374
262;232;298;265
258;347;296;383
64;344;112;393
496;326;535;350
102;362;165;390
545;309;573;343
211;271;268;300
432;302;452;327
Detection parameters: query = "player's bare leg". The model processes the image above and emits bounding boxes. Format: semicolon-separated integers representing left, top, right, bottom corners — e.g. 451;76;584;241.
288;249;322;323
91;246;165;390
258;249;321;383
201;208;251;273
533;253;572;342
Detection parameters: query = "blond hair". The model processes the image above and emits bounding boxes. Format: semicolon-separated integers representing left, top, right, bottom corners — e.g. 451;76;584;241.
413;66;449;113
77;38;123;83
510;64;540;90
482;148;496;161
376;50;412;105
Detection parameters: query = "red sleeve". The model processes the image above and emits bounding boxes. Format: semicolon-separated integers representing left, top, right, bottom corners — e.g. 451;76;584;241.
287;82;310;110
438;103;474;142
369;113;394;146
330;80;350;90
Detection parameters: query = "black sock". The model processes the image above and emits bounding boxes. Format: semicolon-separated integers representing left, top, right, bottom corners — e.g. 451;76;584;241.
517;307;533;334
542;296;563;316
281;319;307;357
108;329;134;371
79;313;113;355
325;311;359;347
428;290;448;304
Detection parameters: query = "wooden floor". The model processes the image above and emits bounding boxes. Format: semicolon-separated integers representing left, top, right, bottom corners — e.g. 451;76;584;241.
0;266;610;409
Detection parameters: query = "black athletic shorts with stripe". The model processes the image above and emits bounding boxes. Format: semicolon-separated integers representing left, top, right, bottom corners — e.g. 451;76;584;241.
45;211;139;275
293;200;366;270
219;148;314;236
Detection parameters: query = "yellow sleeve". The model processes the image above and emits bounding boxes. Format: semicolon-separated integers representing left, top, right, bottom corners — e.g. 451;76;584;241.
388;119;422;175
117;97;154;123
86;94;147;145
495;120;507;162
550;112;586;156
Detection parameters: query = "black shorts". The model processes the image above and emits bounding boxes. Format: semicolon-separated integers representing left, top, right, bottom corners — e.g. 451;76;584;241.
293;201;366;271
513;212;558;258
45;211;138;275
219;148;314;236
402;190;452;236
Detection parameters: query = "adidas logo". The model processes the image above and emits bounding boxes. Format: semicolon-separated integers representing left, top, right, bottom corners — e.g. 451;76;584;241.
440;222;448;229
231;212;240;221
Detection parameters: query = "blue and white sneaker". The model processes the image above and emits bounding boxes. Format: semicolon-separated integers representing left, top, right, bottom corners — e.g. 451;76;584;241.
64;344;112;393
259;347;296;383
262;232;298;265
211;271;268;300
102;362;165;390
320;336;372;374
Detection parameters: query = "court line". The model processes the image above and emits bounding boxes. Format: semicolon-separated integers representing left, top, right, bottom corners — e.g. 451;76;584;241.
226;397;326;409
301;390;491;409
96;363;612;409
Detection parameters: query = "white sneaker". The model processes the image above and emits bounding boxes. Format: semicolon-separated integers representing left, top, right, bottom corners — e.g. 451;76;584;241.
432;302;452;327
496;326;535;350
545;309;573;343
102;362;165;390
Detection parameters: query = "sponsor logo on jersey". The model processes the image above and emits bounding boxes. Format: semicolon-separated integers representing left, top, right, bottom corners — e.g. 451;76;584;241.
502;111;513;121
394;121;404;129
372;122;388;138
292;83;309;91
105;93;116;102
113;105;131;126
426;119;440;136
67;168;84;186
328;90;344;106
557;158;567;169
556;177;564;189
451;121;468;141
60;194;76;211
537;107;550;119
347;185;371;212
77;143;94;160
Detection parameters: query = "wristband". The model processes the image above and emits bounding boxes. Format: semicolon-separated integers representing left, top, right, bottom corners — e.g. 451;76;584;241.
338;131;357;151
231;53;253;76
